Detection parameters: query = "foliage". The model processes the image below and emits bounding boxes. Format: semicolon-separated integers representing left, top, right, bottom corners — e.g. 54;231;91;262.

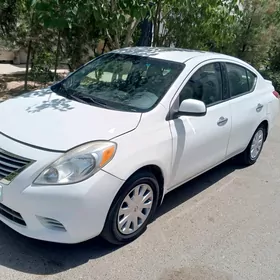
0;0;19;36
29;43;56;84
268;27;280;73
153;0;241;51
1;0;280;88
87;0;153;49
230;0;280;68
259;70;280;92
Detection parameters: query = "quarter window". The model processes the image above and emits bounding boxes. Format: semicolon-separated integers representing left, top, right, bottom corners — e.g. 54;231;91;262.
226;63;257;97
179;63;223;106
247;69;257;90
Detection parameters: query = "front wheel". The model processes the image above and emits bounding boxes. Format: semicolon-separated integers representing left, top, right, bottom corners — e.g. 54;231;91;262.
101;171;159;245
239;125;265;165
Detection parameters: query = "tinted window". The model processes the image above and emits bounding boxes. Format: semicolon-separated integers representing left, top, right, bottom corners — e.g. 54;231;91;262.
81;60;133;84
226;63;257;97
52;53;185;112
247;69;257;90
179;62;223;106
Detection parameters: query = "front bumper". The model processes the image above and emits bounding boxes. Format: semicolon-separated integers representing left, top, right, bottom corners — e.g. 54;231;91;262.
0;134;124;243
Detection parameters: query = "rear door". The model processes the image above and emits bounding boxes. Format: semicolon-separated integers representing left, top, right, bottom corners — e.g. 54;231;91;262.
225;62;267;158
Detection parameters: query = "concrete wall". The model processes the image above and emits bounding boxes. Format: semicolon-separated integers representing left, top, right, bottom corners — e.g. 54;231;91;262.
19;49;28;64
0;48;29;64
0;50;14;61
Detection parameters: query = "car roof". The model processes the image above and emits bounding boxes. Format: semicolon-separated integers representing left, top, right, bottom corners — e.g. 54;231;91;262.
111;47;233;63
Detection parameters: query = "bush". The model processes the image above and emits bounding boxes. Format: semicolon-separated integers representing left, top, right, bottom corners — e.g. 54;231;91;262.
259;70;280;92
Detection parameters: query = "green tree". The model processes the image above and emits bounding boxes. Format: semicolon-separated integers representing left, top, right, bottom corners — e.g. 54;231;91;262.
0;0;19;36
152;0;241;51
232;0;280;67
21;0;40;90
2;0;280;94
90;0;152;49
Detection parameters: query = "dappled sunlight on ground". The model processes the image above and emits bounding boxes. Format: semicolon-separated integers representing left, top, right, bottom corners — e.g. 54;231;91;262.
0;72;67;102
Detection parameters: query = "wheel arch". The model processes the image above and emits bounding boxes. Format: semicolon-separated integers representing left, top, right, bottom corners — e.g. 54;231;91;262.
259;120;269;141
131;165;165;206
111;164;165;209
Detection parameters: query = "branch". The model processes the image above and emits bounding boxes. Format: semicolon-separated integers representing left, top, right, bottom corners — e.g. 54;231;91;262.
102;38;108;54
106;28;114;48
241;8;256;53
114;34;120;49
123;17;141;47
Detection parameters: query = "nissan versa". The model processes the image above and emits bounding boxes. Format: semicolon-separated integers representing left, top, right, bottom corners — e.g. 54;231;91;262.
0;47;279;244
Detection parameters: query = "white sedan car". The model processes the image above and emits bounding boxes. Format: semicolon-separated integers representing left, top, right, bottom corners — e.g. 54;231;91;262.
0;47;279;245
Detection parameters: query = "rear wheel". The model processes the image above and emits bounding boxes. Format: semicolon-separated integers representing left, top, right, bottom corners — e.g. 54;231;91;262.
239;125;265;165
101;171;159;245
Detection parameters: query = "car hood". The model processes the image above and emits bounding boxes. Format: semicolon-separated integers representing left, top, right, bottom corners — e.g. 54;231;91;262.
0;88;141;151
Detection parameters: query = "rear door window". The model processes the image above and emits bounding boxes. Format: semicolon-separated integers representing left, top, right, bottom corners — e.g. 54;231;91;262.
226;63;257;97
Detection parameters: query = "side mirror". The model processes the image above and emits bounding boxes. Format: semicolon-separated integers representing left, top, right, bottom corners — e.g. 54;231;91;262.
177;99;206;117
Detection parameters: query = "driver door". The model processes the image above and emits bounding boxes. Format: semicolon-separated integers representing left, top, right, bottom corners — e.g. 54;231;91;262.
168;62;232;188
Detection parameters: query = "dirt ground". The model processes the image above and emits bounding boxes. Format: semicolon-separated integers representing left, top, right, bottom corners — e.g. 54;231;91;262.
0;73;66;102
0;63;69;102
0;74;42;101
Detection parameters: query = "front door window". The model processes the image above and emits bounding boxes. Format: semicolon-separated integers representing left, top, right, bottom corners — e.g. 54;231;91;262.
179;62;223;106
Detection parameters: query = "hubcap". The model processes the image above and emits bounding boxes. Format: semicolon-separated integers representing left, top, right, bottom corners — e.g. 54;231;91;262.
117;184;154;235
250;129;264;159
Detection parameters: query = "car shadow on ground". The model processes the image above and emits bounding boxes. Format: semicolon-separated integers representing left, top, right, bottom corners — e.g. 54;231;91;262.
0;159;244;275
155;159;243;218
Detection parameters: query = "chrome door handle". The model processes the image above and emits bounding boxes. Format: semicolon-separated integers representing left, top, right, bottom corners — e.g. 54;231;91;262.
256;103;264;112
217;116;228;126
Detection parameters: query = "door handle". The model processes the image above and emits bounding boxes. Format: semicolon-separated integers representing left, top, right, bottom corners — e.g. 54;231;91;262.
217;116;228;126
256;103;264;112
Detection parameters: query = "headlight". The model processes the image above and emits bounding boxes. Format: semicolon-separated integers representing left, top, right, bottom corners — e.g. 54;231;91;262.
34;141;116;185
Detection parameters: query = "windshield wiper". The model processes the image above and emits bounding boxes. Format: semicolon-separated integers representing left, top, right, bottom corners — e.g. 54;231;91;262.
57;87;126;111
68;94;89;105
73;94;116;110
56;84;87;105
55;84;95;106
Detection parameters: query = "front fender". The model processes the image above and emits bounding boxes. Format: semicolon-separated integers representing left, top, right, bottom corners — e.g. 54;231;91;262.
102;120;173;190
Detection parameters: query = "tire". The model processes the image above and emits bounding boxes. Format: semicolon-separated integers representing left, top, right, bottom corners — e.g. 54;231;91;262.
101;171;160;245
239;125;266;166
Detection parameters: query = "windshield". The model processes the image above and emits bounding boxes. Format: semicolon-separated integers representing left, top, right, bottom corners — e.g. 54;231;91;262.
51;53;185;112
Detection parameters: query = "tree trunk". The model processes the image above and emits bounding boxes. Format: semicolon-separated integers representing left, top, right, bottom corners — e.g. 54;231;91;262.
67;63;74;72
24;39;32;91
54;30;61;82
114;34;120;49
110;0;120;49
106;29;114;49
24;13;35;91
153;0;161;47
240;8;256;55
102;39;108;54
124;18;140;47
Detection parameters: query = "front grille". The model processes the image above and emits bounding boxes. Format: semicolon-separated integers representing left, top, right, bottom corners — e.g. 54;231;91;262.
0;149;33;184
0;203;26;226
